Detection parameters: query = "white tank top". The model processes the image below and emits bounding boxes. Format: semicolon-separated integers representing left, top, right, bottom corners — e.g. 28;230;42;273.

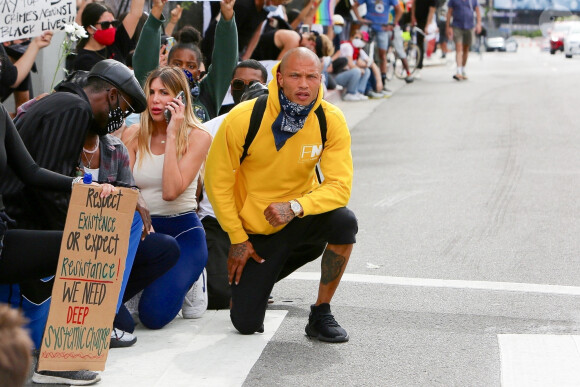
133;149;199;216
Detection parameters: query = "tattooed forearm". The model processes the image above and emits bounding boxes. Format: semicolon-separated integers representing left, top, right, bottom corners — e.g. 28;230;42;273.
320;249;346;285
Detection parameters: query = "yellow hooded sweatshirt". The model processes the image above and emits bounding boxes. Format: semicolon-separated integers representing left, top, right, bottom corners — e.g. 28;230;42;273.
205;63;353;244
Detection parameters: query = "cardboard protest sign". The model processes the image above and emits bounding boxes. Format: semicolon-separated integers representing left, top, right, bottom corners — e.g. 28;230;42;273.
0;0;76;43
38;184;137;372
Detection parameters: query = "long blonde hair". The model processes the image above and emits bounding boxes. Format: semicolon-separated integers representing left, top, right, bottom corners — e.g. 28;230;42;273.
135;67;203;167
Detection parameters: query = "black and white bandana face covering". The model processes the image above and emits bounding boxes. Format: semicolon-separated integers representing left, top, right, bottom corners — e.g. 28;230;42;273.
104;97;125;134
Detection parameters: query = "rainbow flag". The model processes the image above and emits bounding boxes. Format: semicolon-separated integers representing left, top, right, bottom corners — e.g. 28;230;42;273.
313;0;334;26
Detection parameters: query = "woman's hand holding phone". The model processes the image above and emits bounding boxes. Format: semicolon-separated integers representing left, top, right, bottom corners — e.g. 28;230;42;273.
165;91;186;138
164;91;186;124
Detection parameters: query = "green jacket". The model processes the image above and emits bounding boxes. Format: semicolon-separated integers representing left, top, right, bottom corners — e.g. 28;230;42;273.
133;14;238;122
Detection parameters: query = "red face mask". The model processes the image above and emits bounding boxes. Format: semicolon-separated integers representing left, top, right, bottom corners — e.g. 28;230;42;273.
93;27;116;46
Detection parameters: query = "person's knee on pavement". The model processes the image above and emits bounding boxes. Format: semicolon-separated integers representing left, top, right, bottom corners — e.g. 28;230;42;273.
230;309;264;335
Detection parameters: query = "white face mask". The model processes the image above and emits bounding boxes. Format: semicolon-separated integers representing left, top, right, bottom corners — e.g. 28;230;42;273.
351;38;366;48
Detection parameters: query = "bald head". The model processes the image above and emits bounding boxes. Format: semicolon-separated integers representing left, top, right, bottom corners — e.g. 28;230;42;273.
279;47;320;73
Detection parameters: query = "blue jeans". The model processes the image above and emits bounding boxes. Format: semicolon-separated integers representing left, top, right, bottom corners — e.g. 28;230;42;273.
334;68;362;94
358;68;371;94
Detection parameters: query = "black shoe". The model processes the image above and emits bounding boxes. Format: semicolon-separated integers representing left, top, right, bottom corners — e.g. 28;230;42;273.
32;370;101;385
305;303;349;343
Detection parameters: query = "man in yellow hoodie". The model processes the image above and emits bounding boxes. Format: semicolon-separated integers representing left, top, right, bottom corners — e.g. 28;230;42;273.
205;47;357;343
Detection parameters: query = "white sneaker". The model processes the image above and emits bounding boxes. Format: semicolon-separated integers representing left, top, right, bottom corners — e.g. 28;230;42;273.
182;269;208;319
124;291;141;325
110;328;137;348
342;93;361;101
366;90;384;99
380;88;393;98
356;92;369;100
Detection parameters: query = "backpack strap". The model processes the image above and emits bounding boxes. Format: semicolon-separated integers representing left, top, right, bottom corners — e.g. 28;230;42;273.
314;105;327;183
314;105;327;148
240;96;328;165
240;94;268;164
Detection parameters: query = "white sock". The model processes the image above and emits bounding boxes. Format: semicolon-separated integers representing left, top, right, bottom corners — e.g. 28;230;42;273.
457;66;463;74
461;67;466;75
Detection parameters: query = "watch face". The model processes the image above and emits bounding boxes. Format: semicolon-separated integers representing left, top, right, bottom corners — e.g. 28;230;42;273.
291;201;301;214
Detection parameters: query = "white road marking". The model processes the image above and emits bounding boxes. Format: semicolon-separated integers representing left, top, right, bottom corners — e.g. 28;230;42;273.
102;310;287;386
287;272;580;296
499;334;580;387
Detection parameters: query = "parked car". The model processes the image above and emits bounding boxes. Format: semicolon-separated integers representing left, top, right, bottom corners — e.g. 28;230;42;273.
564;25;580;58
549;21;580;54
484;30;517;52
485;31;506;51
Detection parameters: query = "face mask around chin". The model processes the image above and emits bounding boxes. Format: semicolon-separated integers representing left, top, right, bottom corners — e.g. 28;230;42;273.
264;5;278;12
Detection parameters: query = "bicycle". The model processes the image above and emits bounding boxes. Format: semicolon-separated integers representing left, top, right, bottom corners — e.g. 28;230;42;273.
390;25;425;80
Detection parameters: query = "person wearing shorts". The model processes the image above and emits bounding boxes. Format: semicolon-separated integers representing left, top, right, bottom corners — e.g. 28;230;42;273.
354;0;414;83
446;0;481;80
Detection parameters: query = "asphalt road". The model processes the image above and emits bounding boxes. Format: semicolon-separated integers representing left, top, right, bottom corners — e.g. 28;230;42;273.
26;46;580;387
244;47;580;387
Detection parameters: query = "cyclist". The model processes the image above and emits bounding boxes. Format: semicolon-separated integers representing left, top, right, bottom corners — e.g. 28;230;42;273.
353;0;414;84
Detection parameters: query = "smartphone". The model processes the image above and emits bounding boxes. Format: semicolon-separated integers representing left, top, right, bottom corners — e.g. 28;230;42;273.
300;24;310;34
165;36;175;52
164;91;186;123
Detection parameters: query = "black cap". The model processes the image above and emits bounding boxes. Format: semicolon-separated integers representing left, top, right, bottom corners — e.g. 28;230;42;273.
88;59;147;113
240;82;269;102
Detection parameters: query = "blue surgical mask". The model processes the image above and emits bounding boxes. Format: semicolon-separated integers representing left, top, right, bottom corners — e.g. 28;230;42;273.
333;25;343;35
264;5;278;12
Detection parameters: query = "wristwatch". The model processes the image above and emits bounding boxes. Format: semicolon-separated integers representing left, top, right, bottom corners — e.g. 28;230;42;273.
289;200;302;217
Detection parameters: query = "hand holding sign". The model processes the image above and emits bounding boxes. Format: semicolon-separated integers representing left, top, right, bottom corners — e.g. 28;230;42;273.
0;0;77;43
38;185;138;372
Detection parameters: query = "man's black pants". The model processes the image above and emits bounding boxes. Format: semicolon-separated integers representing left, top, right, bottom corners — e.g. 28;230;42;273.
230;207;358;334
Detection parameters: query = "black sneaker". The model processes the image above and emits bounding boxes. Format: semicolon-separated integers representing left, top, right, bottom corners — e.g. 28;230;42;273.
32;370;101;385
305;303;349;343
110;327;137;348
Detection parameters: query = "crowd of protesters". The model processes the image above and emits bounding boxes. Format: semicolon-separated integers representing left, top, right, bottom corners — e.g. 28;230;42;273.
0;0;476;383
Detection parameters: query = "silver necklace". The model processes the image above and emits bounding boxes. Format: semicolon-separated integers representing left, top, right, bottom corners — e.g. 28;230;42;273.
83;150;97;169
83;137;100;154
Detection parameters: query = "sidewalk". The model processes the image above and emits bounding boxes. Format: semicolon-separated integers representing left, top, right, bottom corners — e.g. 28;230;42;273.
26;69;421;387
328;77;408;130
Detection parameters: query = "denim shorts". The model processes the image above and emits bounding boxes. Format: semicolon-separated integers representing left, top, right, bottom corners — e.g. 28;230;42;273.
375;29;390;50
374;27;406;59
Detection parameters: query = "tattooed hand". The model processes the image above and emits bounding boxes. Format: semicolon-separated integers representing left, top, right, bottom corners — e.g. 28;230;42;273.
264;202;296;227
228;240;264;285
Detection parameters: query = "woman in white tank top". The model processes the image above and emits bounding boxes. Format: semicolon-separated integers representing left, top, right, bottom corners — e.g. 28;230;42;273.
122;67;212;328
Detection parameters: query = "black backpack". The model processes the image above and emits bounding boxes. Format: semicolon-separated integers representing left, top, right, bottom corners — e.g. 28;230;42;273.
240;94;327;182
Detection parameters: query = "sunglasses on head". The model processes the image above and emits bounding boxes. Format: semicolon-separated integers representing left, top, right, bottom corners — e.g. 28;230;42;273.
231;79;260;91
94;20;120;29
